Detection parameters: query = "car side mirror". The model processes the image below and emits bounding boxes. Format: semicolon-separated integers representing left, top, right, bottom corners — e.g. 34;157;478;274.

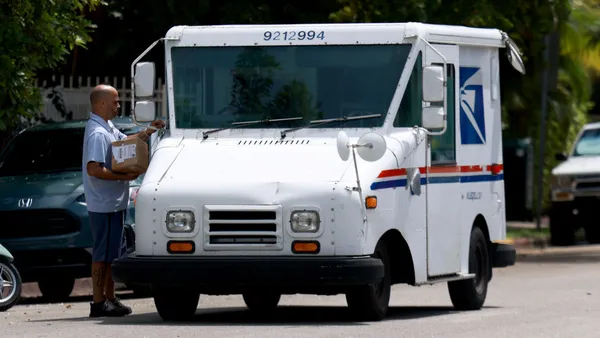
555;153;567;162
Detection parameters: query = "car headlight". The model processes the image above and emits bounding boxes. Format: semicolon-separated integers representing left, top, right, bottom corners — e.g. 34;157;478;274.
166;211;195;232
290;210;320;233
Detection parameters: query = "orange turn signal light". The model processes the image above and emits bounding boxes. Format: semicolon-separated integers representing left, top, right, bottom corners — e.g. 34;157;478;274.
366;196;377;209
292;241;320;254
167;240;195;254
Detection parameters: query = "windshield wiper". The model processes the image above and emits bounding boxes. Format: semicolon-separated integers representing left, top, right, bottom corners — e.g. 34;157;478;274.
202;116;303;139
280;113;382;138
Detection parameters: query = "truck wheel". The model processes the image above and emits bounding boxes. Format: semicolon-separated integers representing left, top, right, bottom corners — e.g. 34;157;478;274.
345;241;391;321
38;277;74;302
153;286;200;321
242;292;281;312
447;226;489;311
0;261;22;312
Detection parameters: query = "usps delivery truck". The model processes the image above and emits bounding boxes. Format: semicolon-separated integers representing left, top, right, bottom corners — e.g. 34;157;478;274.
112;22;525;321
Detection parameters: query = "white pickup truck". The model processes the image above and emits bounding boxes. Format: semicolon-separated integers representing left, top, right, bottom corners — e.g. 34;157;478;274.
550;121;600;245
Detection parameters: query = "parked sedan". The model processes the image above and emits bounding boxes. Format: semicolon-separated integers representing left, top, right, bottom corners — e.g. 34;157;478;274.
0;117;147;301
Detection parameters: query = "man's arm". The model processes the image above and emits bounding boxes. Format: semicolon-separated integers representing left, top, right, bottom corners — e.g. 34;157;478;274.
126;129;151;141
87;161;138;181
85;132;138;181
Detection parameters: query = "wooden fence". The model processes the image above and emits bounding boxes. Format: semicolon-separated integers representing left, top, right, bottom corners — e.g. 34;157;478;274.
37;75;166;121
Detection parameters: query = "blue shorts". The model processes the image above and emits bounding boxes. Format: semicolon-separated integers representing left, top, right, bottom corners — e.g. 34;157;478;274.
89;210;127;263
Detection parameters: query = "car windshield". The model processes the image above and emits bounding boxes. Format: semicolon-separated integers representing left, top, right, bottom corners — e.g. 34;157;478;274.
0;124;143;177
0;128;85;177
171;44;412;130
573;128;600;157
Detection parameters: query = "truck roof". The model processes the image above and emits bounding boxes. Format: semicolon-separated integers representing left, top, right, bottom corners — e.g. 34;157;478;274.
166;22;506;48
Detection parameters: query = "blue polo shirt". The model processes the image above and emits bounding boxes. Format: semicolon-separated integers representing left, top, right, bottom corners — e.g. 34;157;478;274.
82;113;130;213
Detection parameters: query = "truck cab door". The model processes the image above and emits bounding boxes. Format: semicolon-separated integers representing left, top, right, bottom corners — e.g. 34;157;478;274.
424;43;462;277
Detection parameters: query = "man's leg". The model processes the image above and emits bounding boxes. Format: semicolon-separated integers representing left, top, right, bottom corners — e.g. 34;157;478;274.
92;262;108;304
104;210;132;314
88;211;129;317
89;212;109;304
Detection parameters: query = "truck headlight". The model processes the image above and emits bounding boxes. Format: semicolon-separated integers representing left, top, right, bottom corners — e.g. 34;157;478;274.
166;211;195;232
290;211;320;233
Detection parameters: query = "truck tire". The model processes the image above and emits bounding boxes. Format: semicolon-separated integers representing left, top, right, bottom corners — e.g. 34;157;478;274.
38;277;74;302
153;287;200;321
447;226;490;311
345;241;391;321
242;292;281;312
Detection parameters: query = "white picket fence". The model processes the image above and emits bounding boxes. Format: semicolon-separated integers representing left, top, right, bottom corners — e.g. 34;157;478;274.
37;75;166;121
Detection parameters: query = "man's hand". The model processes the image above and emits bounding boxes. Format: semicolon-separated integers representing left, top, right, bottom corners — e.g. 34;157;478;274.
148;120;165;133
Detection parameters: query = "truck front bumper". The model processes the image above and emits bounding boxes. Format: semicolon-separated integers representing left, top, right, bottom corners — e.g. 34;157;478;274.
112;254;384;292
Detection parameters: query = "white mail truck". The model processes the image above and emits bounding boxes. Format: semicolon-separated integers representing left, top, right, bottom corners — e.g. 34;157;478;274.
112;22;525;321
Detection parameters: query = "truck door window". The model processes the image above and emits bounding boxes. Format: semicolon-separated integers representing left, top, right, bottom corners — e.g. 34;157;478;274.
393;52;422;128
430;65;456;164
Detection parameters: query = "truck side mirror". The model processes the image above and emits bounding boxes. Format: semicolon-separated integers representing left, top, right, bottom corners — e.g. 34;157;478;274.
422;65;444;102
135;62;156;97
421;65;445;130
134;101;156;122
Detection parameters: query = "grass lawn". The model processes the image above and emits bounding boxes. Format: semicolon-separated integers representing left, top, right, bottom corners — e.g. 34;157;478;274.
506;226;586;241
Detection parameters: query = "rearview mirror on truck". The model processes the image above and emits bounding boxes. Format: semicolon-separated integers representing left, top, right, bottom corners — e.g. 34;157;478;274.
134;62;156;97
422;107;445;130
134;101;156;122
421;65;446;130
422;65;444;102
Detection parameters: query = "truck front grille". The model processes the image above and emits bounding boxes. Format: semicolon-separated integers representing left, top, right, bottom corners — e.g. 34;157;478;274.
0;209;80;239
203;206;283;251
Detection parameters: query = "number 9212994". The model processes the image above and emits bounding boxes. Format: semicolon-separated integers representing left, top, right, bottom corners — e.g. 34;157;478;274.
263;30;325;41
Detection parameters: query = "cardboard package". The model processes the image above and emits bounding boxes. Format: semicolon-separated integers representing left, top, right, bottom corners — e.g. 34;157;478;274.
111;137;149;174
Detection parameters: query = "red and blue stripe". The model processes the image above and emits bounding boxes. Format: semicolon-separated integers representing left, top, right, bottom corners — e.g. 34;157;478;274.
370;164;504;190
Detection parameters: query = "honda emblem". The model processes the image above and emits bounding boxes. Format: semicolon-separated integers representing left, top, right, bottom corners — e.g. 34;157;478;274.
17;198;33;208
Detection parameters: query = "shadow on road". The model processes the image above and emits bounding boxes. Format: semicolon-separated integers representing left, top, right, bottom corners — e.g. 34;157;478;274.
16;290;140;306
27;305;500;326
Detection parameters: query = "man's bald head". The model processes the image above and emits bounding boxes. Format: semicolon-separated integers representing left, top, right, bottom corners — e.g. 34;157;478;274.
90;84;121;120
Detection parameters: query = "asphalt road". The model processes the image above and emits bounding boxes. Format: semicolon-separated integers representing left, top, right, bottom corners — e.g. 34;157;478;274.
2;251;600;338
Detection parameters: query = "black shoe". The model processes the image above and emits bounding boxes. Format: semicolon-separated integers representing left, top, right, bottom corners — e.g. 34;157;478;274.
108;297;132;315
89;299;131;318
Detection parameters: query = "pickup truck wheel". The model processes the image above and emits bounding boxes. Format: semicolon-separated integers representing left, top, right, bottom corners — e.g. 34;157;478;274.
153;287;200;321
345;241;391;321
242;292;281;312
38;277;74;302
447;226;489;310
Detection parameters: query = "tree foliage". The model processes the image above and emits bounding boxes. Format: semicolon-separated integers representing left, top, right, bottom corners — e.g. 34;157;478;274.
0;0;104;131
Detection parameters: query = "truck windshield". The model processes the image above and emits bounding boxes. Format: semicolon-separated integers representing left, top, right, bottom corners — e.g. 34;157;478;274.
573;128;600;157
171;44;412;130
0;128;85;177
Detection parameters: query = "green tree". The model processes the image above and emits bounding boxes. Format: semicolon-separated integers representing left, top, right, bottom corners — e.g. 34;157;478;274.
0;0;104;131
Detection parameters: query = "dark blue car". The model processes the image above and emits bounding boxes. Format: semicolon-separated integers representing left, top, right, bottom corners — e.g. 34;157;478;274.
0;117;146;301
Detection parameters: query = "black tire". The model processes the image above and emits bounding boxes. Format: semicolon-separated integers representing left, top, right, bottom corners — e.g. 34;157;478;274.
242;292;281;312
0;262;22;312
447;226;490;311
38;277;75;302
153;286;200;321
345;241;391;321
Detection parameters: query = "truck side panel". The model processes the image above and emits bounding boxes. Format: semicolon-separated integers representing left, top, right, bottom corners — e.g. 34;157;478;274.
457;46;506;274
